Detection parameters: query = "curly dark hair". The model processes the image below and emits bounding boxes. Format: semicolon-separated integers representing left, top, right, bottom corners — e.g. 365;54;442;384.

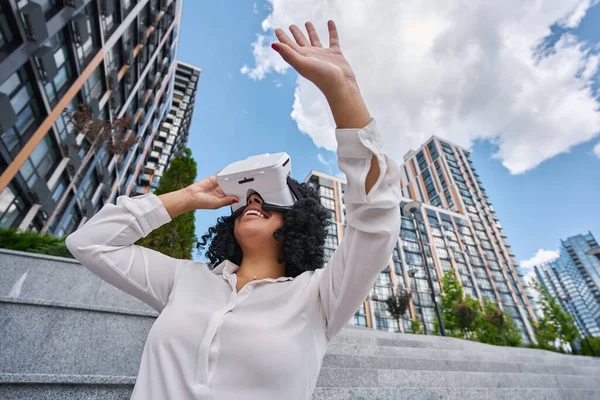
197;179;331;278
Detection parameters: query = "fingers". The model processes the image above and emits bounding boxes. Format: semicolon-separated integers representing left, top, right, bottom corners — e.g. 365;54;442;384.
273;42;307;72
289;24;310;46
305;22;322;47
275;28;299;50
328;20;339;48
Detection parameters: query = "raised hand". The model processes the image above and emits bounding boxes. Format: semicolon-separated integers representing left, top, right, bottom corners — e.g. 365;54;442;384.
186;174;238;210
272;21;371;129
273;21;354;97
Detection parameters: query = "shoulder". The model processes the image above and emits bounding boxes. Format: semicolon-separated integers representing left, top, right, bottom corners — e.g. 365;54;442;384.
176;260;219;281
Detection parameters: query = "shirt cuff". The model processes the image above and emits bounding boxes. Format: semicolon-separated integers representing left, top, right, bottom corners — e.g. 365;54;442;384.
117;193;172;236
335;118;384;159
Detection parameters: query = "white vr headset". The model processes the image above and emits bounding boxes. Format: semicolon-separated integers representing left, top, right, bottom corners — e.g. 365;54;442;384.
216;152;304;214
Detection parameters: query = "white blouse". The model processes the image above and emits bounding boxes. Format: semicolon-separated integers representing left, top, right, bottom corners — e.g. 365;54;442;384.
65;118;402;400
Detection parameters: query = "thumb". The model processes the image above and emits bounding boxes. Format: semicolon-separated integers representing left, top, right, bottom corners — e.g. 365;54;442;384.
214;196;239;209
273;42;306;71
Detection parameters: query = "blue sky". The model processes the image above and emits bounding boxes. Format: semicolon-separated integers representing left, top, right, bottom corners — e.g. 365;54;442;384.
176;1;600;265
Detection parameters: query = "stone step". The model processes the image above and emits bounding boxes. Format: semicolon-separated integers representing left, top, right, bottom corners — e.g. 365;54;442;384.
316;367;600;390
335;326;599;361
327;342;600;368
312;386;600;400
0;249;155;314
0;299;152;377
4;371;598;400
322;353;600;376
0;373;133;400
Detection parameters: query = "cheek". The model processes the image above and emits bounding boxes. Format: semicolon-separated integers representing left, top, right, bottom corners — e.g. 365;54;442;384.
271;215;285;230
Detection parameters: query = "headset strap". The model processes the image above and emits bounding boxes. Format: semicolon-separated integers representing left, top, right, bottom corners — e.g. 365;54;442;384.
286;176;304;202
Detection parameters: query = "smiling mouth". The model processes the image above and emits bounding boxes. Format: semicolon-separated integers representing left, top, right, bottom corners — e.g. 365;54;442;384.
243;209;267;219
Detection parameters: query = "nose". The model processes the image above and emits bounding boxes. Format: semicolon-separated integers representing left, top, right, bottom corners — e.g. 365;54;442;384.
247;193;263;205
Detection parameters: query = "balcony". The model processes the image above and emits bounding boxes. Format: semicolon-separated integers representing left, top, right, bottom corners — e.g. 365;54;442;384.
134;185;147;196
139;174;151;185
144;161;156;173
149;151;160;161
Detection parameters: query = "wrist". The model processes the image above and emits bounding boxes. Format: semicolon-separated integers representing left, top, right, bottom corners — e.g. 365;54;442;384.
325;81;371;129
159;187;196;219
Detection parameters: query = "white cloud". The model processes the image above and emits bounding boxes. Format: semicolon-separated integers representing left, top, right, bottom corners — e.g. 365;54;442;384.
241;0;600;174
519;248;560;285
253;2;259;14
594;142;600;158
273;79;282;88
316;152;337;174
519;248;559;313
240;35;289;80
559;0;600;28
521;248;560;270
317;153;332;166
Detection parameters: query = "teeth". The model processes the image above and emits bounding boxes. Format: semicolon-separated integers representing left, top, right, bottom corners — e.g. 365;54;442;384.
244;209;266;218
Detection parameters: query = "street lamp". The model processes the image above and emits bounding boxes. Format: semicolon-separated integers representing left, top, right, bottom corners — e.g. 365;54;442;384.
561;296;596;357
407;268;426;334
402;201;446;336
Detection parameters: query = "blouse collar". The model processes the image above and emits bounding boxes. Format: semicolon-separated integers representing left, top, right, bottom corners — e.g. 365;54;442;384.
211;260;295;282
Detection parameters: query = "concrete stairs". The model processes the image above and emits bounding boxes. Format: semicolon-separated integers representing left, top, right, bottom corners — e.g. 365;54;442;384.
2;248;600;399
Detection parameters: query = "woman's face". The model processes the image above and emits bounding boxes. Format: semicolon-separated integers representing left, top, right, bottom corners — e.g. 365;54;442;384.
233;193;285;248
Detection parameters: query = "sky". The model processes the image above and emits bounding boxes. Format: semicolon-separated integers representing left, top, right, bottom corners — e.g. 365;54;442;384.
176;0;600;272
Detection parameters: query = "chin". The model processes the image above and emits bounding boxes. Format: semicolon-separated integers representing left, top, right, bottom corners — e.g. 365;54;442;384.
235;219;273;242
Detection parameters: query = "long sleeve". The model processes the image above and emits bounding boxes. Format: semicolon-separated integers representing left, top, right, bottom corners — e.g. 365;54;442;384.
65;192;180;312
317;118;402;340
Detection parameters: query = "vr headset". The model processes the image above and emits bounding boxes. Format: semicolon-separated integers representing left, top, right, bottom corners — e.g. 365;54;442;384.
216;152;304;215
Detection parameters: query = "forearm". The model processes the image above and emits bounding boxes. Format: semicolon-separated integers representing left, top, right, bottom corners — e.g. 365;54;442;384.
326;80;379;194
158;187;195;219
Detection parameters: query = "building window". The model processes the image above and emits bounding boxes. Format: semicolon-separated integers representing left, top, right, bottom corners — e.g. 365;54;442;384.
324;248;335;263
318;185;334;199
0;66;44;156
42;30;75;106
378;271;391;285
18;134;60;189
101;0;120;37
0;183;27;229
320;197;335;211
74;4;100;68
82;64;106;102
354;314;367;327
0;3;20;61
51;172;69;202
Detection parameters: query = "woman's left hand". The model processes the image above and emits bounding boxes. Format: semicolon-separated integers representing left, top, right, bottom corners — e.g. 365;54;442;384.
273;21;371;129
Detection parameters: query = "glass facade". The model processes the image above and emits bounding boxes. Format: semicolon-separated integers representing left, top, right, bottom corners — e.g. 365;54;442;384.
535;233;600;337
309;135;536;342
0;0;183;237
135;62;201;195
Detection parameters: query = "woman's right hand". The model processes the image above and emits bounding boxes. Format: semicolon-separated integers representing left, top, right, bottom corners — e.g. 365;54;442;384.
185;174;239;211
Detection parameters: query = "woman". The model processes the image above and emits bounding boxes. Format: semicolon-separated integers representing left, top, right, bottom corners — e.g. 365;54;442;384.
66;21;401;400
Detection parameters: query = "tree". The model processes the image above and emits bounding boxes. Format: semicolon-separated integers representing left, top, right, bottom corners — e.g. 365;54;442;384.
385;286;410;332
475;299;522;347
135;148;198;259
411;315;422;334
579;336;600;357
438;270;480;338
528;278;579;351
42;103;139;233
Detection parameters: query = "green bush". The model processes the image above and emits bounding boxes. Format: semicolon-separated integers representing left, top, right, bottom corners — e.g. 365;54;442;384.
0;227;73;258
437;270;521;347
411;316;423;334
579;337;600;357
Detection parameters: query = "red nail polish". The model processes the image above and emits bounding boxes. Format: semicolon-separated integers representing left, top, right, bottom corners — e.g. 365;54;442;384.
271;43;280;52
232;199;239;204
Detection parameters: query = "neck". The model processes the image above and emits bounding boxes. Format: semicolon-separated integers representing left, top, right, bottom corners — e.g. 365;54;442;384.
237;251;285;280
